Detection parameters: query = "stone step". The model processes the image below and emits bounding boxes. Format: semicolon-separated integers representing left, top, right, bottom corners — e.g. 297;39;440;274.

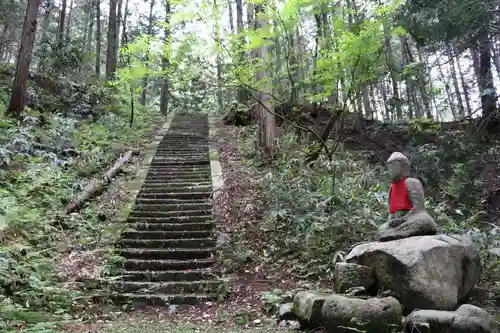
140;185;212;194
143;176;210;183
142;177;211;184
153;150;208;154
128;215;213;222
122;230;212;239
142;181;211;187
134;198;211;205
107;280;222;295
146;165;211;170
130;209;211;217
120;248;214;260
123;258;215;271
133;200;211;210
145;170;211;176
121;238;215;249
117;269;218;282
126;222;214;232
153;153;208;157
149;161;210;166
151;158;209;163
136;191;211;200
110;292;217;306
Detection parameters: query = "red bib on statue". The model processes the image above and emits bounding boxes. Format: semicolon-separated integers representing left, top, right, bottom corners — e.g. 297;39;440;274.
389;178;413;213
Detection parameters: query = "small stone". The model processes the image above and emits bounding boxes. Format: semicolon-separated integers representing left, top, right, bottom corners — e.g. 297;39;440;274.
278;302;296;321
333;262;375;293
168;304;178;314
252;319;262;325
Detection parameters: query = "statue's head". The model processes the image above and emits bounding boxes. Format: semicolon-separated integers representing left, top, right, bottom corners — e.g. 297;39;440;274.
387;152;410;181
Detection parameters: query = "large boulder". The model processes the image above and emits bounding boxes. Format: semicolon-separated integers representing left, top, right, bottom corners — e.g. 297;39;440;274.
321;294;402;333
345;234;481;311
404;304;500;333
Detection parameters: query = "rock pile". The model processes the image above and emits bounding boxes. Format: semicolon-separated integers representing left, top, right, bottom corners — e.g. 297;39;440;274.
278;152;499;333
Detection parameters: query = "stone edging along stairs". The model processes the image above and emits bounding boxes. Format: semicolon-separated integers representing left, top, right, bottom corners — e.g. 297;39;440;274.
108;114;224;306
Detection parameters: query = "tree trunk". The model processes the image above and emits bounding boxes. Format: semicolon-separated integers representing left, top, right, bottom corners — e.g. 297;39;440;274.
57;0;67;43
416;46;432;118
6;0;42;117
490;42;500;80
227;0;234;34
105;0;118;80
65;0;73;40
235;0;247;104
214;0;222;113
116;0;123;49
86;0;94;53
159;0;171;115
255;4;276;157
120;0;129;48
383;24;401;120
446;42;465;117
477;31;497;125
140;0;155;105
95;0;101;76
37;0;53;71
456;45;472;115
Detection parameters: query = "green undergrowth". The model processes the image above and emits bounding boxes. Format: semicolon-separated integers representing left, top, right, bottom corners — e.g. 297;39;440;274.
0;92;163;331
238;124;499;301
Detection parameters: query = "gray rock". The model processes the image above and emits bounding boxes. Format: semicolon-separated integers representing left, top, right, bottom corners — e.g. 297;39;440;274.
404;304;500;333
333;262;375;293
321;294;402;333
345;234;481;312
378;214;438;242
278;303;297;322
293;290;330;328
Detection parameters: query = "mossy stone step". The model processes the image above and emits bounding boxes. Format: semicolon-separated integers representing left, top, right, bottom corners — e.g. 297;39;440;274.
133;200;211;210
142;176;210;183
127;222;214;232
149;161;210;167
128;215;213;223
107;280;223;294
134;198;211;205
145;170;211;176
120;237;215;249
146;165;211;171
140;185;212;194
117;269;219;282
142;182;212;189
120;247;214;260
122;230;212;239
110;292;218;306
129;209;211;217
123;258;215;270
136;191;211;200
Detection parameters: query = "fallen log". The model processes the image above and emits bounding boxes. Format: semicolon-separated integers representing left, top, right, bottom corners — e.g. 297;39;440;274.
60;150;135;216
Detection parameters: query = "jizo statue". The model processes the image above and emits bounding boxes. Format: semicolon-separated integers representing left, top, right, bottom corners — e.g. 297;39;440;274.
378;152;438;241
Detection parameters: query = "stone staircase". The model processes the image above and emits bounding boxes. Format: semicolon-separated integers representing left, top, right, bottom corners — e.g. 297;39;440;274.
109;114;222;306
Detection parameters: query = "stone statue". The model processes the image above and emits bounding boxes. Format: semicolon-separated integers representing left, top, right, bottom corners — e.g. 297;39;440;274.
377;152;438;242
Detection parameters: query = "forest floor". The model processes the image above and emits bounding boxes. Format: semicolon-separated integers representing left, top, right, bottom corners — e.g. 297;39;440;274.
63;120;304;333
